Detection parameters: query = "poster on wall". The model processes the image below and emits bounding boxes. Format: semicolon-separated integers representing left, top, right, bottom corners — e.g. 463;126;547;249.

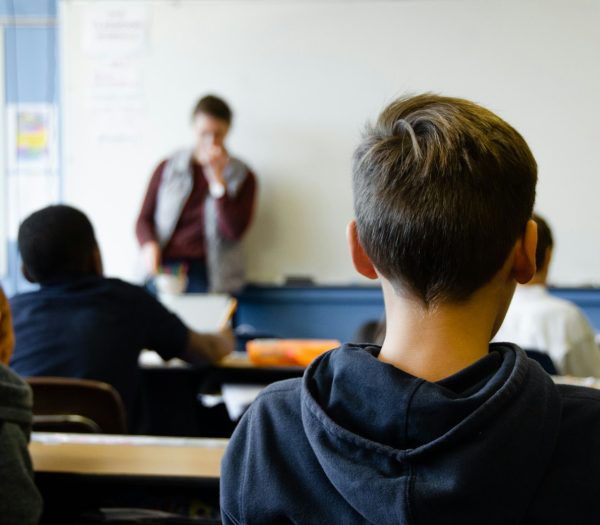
6;104;58;171
82;3;147;57
81;2;148;145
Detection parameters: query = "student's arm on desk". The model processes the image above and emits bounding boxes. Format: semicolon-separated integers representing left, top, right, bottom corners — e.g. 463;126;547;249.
181;328;234;365
180;298;237;364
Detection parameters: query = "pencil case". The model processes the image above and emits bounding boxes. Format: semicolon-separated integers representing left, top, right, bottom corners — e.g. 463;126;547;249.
246;339;340;367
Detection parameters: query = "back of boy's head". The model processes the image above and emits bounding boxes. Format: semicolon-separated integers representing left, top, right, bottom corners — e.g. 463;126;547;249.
533;213;553;270
18;205;98;284
353;94;537;305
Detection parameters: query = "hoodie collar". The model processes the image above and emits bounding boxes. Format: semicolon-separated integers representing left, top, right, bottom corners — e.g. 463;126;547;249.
300;343;562;524
303;344;512;451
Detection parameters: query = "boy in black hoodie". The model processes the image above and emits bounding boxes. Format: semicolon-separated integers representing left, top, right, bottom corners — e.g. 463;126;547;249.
0;286;42;524
220;95;600;524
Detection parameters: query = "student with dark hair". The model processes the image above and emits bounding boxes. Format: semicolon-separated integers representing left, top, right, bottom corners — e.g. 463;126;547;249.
136;94;257;293
10;205;233;431
495;213;600;377
221;95;600;523
17;204;99;284
0;285;42;525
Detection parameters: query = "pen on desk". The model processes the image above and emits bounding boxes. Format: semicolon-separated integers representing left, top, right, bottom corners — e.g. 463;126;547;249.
219;298;238;331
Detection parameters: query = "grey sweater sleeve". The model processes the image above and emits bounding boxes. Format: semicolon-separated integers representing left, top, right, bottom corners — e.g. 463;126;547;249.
0;421;43;524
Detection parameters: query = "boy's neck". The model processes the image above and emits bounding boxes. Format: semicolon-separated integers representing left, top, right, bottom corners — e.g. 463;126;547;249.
378;281;511;382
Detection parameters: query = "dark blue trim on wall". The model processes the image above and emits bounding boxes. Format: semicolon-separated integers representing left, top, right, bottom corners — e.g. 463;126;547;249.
235;285;384;343
235;285;600;344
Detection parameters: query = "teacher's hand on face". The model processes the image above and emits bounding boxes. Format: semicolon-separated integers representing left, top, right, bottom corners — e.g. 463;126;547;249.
142;241;161;275
205;145;229;186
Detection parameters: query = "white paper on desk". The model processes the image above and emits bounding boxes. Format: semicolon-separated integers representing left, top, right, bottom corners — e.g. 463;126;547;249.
222;384;265;421
158;293;232;333
138;350;188;368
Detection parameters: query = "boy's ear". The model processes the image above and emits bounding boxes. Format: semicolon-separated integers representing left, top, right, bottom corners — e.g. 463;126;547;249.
512;219;538;284
347;220;378;280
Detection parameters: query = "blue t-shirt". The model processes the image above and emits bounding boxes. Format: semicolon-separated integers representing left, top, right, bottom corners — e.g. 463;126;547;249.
9;276;188;427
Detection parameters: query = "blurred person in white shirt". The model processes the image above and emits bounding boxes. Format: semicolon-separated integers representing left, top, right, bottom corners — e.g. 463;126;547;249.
495;213;600;377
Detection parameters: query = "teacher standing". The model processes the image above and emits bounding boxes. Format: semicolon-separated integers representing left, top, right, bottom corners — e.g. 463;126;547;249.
136;95;257;293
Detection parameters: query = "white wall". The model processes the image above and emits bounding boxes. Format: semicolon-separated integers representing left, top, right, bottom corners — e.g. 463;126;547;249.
61;0;600;286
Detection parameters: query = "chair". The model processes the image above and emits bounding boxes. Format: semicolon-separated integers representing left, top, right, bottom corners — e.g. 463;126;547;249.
27;377;127;434
524;350;558;375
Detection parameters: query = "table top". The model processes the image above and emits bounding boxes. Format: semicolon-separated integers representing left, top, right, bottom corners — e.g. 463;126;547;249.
218;351;305;370
140;350;305;371
30;433;228;479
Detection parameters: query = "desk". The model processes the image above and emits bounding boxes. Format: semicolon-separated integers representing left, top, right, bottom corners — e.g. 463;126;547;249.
31;432;226;479
141;349;305;376
139;352;304;437
208;351;305;384
31;433;227;523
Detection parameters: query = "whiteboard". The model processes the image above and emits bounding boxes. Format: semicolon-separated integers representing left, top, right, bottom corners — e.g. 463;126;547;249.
60;0;600;286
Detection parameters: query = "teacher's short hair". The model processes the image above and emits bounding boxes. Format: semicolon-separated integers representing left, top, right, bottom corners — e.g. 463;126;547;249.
18;205;98;284
192;95;232;125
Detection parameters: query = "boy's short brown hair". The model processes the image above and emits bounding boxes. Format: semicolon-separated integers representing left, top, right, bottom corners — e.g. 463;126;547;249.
353;94;537;305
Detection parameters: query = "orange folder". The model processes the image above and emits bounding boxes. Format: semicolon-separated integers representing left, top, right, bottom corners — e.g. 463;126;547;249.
246;339;340;367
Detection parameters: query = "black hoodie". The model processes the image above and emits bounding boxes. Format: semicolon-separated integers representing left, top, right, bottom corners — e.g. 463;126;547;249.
0;363;42;524
221;343;600;524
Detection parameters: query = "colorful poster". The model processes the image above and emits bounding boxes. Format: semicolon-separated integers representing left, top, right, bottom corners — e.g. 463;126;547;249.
7;104;58;171
16;111;50;161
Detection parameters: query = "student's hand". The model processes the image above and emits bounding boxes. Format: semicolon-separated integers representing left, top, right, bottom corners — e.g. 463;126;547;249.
142;241;161;275
204;327;235;362
218;326;236;357
185;329;235;364
0;287;15;365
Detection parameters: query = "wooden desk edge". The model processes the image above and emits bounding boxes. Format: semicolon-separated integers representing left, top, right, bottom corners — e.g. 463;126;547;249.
30;435;227;480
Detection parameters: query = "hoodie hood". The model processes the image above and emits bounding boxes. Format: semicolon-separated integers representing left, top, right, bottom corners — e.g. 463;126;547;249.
300;343;562;524
0;364;33;429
